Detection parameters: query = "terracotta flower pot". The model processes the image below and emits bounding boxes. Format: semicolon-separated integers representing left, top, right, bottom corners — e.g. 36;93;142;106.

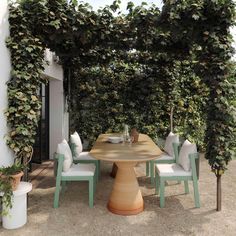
10;171;24;191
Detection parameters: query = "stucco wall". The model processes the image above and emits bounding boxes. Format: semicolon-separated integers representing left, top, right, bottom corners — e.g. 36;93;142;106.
43;49;69;159
0;0;14;167
49;79;69;159
43;49;63;81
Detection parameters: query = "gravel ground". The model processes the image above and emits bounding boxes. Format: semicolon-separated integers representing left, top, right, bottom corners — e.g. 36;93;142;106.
1;154;236;236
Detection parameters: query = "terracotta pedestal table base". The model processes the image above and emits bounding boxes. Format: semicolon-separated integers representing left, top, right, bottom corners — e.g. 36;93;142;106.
108;162;143;215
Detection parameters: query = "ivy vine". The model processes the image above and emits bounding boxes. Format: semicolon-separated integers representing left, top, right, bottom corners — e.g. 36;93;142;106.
5;0;236;194
5;2;46;160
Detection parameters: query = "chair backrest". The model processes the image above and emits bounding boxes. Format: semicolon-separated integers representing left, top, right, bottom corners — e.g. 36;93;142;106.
189;153;200;179
172;142;181;162
156;137;165;150
53;153;58;177
53;153;64;177
173;143;200;179
69;141;76;158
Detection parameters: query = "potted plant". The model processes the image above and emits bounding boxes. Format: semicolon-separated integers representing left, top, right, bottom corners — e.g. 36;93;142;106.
0;161;25;215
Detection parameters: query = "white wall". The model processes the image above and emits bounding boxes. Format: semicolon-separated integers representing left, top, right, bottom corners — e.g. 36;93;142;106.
42;49;69;159
43;49;63;81
49;79;69;159
0;0;14;167
63;100;70;142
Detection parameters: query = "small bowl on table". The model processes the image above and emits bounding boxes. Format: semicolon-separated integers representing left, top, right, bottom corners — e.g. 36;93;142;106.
108;136;123;144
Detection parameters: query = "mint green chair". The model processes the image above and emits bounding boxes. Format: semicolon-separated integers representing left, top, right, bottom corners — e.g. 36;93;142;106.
70;143;100;182
146;133;179;182
155;152;200;208
148;143;180;185
53;153;96;208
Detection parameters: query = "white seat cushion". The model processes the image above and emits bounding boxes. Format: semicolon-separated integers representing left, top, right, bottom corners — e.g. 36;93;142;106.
178;140;197;171
157;153;175;161
57;139;73;172
155;163;192;177
164;132;179;157
61;163;95;177
70;131;83;156
74;152;96;161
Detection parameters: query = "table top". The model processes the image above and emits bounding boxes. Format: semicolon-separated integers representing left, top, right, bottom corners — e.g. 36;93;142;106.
90;133;163;162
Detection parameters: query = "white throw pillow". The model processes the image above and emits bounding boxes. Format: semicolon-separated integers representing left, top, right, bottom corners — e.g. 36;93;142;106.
164;132;179;157
178;140;197;171
70;131;83;157
57;139;73;172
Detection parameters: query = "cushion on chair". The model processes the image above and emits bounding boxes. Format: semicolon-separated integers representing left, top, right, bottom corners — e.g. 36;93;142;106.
155;163;192;177
74;151;96;161
61;163;95;177
178;140;197;171
157;153;175;161
70;131;83;157
57;139;73;172
164;132;179;157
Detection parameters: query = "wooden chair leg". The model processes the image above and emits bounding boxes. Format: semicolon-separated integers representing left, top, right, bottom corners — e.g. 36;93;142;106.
150;161;155;185
89;178;94;208
160;178;165;208
193;179;200;208
146;161;150;177
184;180;189;194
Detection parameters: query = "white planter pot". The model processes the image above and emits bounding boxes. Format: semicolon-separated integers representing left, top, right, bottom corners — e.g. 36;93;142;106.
2;182;32;229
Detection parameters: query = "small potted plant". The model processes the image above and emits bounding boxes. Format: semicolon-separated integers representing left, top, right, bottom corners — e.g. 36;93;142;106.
0;161;25;215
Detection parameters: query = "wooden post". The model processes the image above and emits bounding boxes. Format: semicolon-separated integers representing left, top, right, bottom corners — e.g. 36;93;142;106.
216;175;222;211
170;106;174;132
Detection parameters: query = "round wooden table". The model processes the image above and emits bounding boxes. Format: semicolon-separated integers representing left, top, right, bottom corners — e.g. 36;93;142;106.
90;133;162;215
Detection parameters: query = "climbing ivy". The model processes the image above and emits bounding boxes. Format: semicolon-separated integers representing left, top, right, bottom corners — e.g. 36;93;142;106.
69;55;208;149
5;0;236;210
5;3;46;160
159;0;236;173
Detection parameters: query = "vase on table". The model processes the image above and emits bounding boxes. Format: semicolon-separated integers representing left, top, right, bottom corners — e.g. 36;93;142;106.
130;128;139;142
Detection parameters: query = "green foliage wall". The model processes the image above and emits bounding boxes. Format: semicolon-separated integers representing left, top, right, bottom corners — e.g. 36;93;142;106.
69;57;208;149
5;3;46;159
68;1;210;149
6;0;236;177
159;0;236;174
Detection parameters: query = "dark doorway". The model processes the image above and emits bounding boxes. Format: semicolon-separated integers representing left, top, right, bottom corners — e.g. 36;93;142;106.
32;83;50;164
